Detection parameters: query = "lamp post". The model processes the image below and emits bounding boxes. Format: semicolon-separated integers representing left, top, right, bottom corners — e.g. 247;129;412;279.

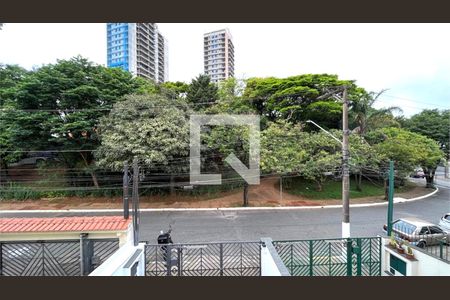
306;120;343;147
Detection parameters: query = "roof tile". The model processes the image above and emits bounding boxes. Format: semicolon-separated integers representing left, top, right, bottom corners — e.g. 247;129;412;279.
0;216;131;233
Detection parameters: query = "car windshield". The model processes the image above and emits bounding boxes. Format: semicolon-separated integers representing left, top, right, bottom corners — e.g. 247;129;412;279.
392;220;417;234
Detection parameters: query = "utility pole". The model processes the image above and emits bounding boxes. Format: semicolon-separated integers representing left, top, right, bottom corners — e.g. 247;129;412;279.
342;87;350;238
123;161;130;220
447;113;450;179
306;85;351;238
132;158;140;246
280;176;283;202
387;160;394;236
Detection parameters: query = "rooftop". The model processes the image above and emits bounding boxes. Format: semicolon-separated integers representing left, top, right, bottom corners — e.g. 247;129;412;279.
0;216;131;233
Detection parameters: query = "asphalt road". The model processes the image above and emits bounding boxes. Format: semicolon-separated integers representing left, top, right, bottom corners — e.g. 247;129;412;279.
1;179;449;243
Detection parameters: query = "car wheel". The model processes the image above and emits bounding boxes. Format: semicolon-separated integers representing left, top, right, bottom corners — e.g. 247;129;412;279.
417;241;426;248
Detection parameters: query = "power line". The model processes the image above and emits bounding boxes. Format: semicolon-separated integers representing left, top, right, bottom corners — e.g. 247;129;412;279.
381;94;450;109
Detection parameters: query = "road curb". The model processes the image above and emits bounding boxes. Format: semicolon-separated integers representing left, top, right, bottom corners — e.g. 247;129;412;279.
0;187;439;214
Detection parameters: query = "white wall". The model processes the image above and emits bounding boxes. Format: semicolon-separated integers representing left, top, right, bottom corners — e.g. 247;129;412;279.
260;246;282;276
260;238;291;276
381;237;450;276
89;242;146;276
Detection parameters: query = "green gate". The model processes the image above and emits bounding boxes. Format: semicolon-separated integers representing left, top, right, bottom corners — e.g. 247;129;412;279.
273;237;381;276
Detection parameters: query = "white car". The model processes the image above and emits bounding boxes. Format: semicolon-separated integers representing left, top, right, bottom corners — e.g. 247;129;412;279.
439;213;450;232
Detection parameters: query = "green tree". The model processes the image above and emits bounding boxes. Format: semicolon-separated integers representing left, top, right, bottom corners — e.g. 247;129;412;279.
162;81;189;99
186;74;218;110
300;131;342;191
200;78;257;206
0;64;29;106
348;134;380;191
207;78;255;115
349;89;402;136
0;56;148;187
404;109;450;160
95;94;191;194
369;127;444;188
261;122;342;192
260;120;307;174
242;74;355;128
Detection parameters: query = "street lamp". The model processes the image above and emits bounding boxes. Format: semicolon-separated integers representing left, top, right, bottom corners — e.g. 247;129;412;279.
306;104;351;239
305;120;343;147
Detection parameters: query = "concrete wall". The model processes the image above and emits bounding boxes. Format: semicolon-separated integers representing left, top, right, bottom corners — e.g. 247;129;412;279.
381;237;450;276
260;238;290;276
89;242;146;276
261;245;283;276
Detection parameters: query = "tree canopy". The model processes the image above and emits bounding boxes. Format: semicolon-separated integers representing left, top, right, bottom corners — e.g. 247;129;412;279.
186;74;218;110
242;74;355;128
368;127;444;187
404;109;450;160
95;94;191;173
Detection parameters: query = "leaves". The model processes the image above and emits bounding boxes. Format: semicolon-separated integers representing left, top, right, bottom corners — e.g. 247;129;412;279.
369;127;444;178
95;94;192;172
186;74;218;110
242;74;355;127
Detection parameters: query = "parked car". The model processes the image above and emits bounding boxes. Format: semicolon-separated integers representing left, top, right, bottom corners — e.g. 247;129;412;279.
439;213;450;232
383;218;449;248
410;168;425;178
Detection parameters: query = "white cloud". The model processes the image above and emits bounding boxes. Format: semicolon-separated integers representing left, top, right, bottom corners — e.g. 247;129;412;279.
1;23;449;115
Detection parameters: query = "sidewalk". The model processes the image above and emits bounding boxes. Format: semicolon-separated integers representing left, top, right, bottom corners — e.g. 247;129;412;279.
0;180;437;212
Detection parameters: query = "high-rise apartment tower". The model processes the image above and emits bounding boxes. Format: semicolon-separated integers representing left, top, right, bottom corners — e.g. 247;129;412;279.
203;28;234;83
107;23;168;82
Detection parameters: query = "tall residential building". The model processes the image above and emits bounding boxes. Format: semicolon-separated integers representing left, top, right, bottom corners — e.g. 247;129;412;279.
204;28;234;83
107;23;168;82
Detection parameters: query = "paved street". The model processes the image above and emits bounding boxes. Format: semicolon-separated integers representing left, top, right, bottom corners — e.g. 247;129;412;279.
1;180;449;243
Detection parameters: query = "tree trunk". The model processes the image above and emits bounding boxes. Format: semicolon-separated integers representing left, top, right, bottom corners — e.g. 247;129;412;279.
80;152;99;188
445;160;450;179
243;182;249;207
170;174;175;196
316;181;322;192
355;173;362;192
424;168;436;188
384;178;388;201
358;172;363;191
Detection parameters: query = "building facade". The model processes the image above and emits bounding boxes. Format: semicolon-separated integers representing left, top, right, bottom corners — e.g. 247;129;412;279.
107;23;168;82
204;28;234;83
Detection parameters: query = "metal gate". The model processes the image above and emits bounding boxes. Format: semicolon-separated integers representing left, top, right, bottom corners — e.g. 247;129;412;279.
0;239;119;276
145;241;261;276
273;237;381;276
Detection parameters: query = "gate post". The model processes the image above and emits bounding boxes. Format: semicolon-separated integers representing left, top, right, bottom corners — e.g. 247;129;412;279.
166;244;172;276
177;246;182;276
219;243;224;276
309;240;313;276
346;239;352;276
356;238;362;276
80;233;94;275
0;242;3;276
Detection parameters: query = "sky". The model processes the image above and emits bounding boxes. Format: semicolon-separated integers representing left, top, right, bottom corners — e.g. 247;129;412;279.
1;23;449;116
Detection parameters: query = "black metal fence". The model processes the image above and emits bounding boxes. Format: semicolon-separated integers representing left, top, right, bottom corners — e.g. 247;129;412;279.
272;237;382;276
145;241;261;276
0;238;119;276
